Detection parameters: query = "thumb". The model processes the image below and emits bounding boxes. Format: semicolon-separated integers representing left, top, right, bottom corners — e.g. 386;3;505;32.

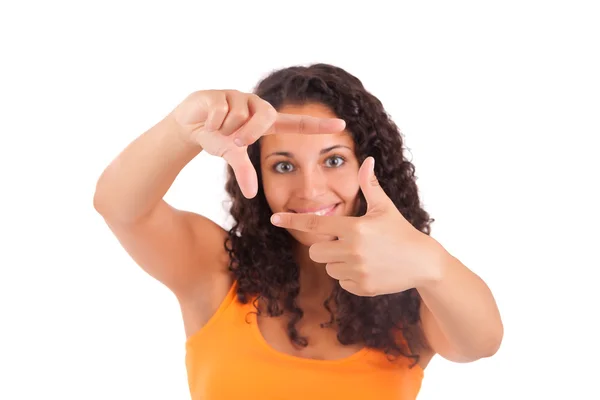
358;156;390;213
222;147;258;199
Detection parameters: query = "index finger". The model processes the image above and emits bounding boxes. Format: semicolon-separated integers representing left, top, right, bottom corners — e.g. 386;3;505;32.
232;96;346;147
269;113;346;135
271;212;351;237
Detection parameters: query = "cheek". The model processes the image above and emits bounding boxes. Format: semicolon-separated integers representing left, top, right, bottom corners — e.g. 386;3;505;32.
343;181;360;199
332;169;361;213
262;174;288;212
335;169;361;199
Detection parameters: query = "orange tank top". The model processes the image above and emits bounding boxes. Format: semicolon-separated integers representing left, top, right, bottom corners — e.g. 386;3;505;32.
184;281;424;399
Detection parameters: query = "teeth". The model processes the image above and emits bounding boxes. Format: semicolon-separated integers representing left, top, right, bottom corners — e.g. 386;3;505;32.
302;205;335;216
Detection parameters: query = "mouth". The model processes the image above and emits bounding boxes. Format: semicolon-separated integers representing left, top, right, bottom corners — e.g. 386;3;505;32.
290;203;340;216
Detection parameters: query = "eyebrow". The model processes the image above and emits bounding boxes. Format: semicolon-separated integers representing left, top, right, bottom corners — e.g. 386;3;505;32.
266;145;352;159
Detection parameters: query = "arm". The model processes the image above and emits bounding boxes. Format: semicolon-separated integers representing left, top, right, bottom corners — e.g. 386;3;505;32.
93;109;230;298
93;89;344;299
93;113;202;223
417;239;504;363
267;159;503;362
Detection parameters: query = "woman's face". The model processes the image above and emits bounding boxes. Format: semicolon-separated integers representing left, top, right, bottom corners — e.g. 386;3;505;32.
260;102;361;246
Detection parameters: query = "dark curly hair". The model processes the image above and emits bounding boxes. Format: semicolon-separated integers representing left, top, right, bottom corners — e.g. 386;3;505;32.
224;63;434;365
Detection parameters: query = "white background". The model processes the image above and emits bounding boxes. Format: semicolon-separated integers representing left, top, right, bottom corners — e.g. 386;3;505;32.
1;1;599;399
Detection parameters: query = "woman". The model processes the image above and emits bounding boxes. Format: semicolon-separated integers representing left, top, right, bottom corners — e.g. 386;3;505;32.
94;63;503;399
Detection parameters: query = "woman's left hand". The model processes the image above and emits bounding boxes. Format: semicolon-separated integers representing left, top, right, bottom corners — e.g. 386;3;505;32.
270;157;445;297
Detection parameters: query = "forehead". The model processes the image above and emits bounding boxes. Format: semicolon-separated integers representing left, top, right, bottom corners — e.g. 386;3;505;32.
260;102;355;152
278;102;339;119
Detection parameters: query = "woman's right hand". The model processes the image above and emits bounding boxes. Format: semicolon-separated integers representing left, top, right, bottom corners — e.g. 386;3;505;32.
170;89;346;199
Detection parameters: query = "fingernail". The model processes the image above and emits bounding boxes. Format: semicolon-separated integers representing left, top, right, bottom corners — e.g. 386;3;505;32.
234;138;244;147
271;215;281;225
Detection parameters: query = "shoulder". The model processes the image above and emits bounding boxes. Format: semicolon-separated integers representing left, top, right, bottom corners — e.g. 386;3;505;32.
177;218;237;339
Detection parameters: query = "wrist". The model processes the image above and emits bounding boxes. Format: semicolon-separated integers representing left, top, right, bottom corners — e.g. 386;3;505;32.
164;112;204;151
415;236;451;290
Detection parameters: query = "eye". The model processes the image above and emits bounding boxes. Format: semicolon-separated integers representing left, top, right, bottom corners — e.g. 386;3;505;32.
324;155;346;168
273;161;294;173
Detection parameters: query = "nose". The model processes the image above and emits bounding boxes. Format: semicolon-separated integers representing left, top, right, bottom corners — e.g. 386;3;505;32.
295;166;327;199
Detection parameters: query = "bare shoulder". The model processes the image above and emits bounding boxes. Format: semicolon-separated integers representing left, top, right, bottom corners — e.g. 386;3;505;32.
177;210;235;338
99;200;235;335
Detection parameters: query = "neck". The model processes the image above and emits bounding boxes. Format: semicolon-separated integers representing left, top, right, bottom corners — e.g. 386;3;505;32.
293;242;336;307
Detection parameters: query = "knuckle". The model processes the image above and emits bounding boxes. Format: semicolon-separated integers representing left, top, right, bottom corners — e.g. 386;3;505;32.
369;174;380;187
212;99;229;115
249;93;264;104
255;103;278;127
350;221;366;235
230;108;250;123
355;263;369;280
305;214;320;231
351;247;365;264
209;90;227;103
265;105;278;121
298;117;306;133
217;104;229;115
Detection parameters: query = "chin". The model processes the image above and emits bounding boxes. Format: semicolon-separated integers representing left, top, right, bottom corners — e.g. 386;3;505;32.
289;231;338;247
290;232;337;247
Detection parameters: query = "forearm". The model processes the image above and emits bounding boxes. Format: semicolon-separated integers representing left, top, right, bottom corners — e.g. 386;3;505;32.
418;240;504;360
93;113;202;223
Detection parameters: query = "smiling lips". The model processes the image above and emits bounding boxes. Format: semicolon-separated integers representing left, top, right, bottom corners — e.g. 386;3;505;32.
290;204;339;216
